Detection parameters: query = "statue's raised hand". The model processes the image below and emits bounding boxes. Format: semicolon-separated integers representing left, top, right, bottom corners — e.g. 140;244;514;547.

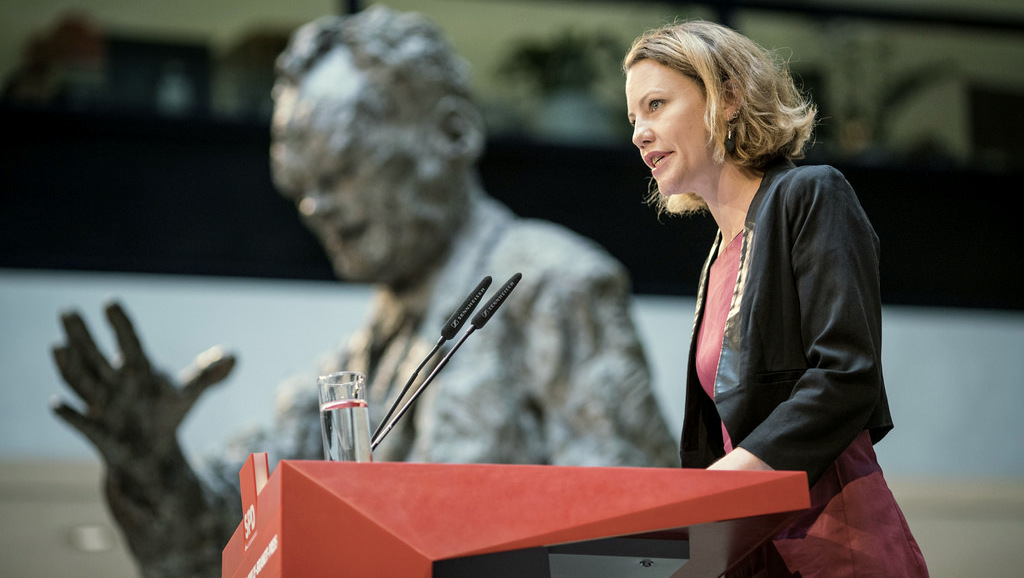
50;300;237;578
51;301;234;465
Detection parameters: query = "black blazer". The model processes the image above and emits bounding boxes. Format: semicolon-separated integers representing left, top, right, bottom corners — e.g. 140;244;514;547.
680;160;893;486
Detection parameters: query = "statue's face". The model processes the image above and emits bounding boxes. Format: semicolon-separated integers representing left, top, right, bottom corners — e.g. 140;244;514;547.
270;47;461;285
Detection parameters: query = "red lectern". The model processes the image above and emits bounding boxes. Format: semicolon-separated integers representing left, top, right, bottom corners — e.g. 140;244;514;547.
223;454;808;578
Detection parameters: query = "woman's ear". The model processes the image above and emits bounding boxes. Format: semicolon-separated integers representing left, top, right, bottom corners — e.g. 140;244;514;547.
722;78;743;119
430;95;485;163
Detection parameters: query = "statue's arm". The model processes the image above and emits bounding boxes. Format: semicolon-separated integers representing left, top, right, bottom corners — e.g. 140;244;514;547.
51;301;239;578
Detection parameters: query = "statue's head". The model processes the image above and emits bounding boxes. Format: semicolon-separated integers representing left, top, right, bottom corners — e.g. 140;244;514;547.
270;6;485;285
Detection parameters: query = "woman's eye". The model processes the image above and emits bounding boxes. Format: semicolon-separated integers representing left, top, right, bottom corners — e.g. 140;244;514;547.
650;99;664;112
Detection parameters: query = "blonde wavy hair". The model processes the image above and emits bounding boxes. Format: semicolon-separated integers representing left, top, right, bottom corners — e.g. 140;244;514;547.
623;20;817;215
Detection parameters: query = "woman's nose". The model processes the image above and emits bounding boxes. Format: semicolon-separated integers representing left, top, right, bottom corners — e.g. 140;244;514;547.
632;121;652;149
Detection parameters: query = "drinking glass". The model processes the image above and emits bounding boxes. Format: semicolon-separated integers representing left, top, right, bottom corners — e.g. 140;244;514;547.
317;371;373;462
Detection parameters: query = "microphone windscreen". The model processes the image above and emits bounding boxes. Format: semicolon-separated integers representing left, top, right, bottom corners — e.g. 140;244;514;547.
471;272;522;330
441;276;492;340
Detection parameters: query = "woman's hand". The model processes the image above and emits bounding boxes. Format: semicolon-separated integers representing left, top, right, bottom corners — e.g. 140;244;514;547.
708;447;775;471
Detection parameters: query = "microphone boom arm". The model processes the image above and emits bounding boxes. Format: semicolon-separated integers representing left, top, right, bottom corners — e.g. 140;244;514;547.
369;272;521;451
370;326;475;450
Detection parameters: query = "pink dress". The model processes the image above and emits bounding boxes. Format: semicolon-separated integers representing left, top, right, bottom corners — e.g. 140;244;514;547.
696;233;742;452
696;234;929;577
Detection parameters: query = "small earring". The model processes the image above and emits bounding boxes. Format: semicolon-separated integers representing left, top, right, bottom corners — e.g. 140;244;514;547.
725;127;736;154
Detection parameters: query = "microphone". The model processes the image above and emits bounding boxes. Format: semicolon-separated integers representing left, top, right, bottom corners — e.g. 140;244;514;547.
370;276;492;444
371;272;522;450
469;272;521;330
441;275;494;340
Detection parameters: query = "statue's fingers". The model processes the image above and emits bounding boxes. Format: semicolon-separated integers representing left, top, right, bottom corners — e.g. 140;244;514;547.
52;345;104;404
105;301;152;376
60;310;117;384
104;302;159;399
50;398;109;448
179;346;236;405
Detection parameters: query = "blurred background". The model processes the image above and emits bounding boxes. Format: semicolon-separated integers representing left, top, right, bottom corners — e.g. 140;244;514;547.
1;1;1022;576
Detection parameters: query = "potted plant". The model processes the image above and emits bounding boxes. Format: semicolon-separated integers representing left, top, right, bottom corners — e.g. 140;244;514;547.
497;29;624;143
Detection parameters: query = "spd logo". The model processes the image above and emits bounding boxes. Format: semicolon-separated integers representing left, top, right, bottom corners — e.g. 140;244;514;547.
243;504;257;547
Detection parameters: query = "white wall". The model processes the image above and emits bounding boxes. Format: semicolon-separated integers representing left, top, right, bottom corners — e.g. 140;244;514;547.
0;269;371;464
2;268;1022;479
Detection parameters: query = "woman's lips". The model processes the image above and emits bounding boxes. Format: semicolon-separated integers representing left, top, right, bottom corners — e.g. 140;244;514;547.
645;150;669;166
647;151;671;175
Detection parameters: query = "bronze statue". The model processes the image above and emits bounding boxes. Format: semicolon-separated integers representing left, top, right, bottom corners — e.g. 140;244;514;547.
52;7;677;577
